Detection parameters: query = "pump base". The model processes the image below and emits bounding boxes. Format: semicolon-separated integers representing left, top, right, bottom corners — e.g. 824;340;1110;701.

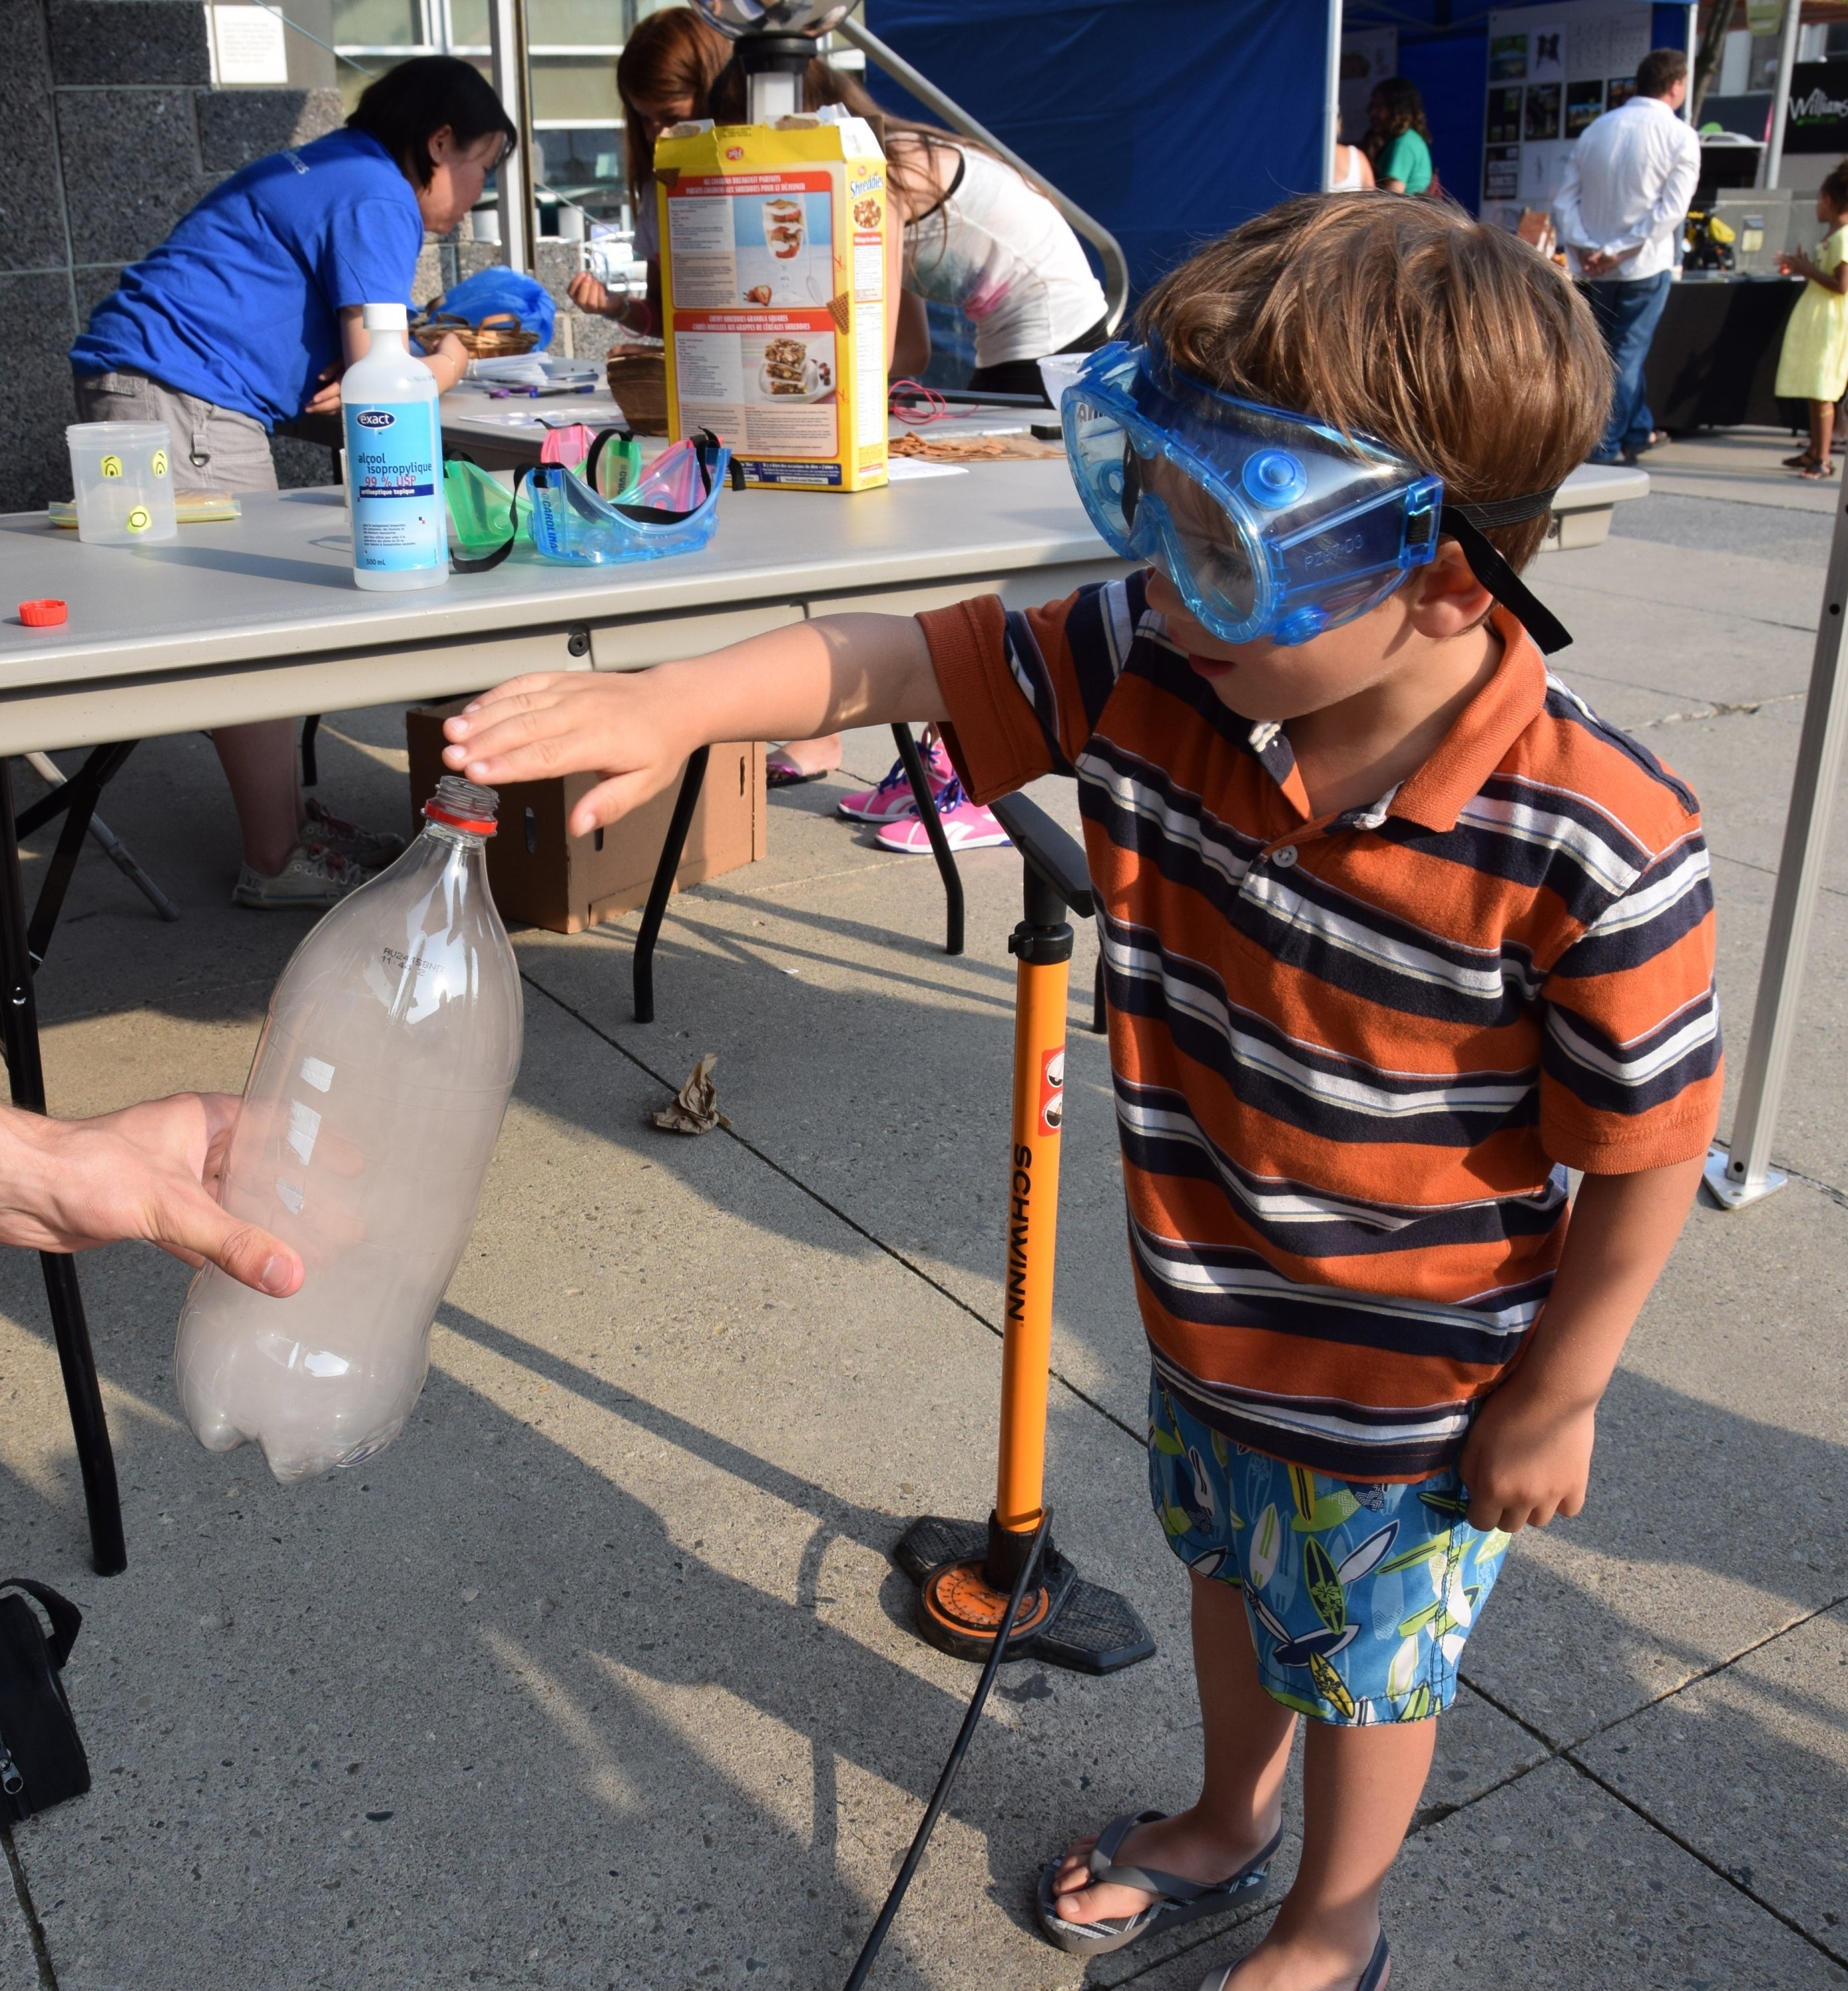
896;1515;1156;1675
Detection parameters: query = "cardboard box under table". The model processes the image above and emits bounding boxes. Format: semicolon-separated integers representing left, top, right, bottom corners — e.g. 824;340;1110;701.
407;701;765;934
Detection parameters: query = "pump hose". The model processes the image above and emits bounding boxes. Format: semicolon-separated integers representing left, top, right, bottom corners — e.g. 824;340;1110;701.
840;1507;1054;1990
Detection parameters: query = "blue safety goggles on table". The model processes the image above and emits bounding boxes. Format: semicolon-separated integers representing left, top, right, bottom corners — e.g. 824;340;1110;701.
447;427;734;573
1060;342;1571;654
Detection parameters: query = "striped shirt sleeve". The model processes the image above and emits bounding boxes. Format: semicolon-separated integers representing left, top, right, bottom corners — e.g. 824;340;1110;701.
917;589;1097;804
1537;823;1723;1172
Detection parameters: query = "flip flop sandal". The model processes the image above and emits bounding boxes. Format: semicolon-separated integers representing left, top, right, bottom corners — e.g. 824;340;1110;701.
1800;458;1839;480
1783;452;1818;471
765;755;831;788
1034;1808;1283;1957
1196;1926;1389;1991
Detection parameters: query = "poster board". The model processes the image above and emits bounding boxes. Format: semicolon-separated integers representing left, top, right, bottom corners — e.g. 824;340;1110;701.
1482;2;1657;232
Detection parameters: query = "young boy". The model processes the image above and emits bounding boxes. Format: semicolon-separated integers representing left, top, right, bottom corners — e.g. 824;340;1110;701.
442;194;1721;1991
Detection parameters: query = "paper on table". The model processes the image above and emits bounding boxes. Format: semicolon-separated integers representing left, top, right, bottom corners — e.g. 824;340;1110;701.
885;457;968;480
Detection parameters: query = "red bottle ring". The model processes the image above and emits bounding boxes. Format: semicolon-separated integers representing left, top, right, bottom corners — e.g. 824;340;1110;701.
18;600;67;627
424;800;497;836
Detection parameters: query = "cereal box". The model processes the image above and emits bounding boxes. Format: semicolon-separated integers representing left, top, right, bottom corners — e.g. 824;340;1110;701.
655;110;889;492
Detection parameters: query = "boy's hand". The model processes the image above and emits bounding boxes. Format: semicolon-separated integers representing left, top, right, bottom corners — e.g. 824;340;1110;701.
1458;1374;1596;1533
442;671;694;837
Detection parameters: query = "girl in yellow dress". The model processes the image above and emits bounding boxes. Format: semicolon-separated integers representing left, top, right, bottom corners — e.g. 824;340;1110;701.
1776;162;1848;478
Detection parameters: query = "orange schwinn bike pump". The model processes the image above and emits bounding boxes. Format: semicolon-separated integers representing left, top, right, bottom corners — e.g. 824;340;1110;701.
894;791;1155;1672
842;795;1154;1990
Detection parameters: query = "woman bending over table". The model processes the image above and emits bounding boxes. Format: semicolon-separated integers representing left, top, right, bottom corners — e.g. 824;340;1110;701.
70;58;514;909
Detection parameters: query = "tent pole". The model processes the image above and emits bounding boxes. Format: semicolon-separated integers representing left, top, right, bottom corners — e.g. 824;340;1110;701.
1765;0;1803;190
1324;0;1344;191
834;15;1131;334
1705;487;1848;1211
489;0;536;273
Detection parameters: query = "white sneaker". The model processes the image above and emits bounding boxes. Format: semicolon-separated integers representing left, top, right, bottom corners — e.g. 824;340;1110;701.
232;843;368;910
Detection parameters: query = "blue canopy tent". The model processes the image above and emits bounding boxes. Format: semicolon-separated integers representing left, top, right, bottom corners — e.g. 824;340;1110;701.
858;1;1338;299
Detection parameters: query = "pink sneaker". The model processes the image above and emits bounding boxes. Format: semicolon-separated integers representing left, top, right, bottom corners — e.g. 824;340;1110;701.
874;779;1012;853
836;731;956;824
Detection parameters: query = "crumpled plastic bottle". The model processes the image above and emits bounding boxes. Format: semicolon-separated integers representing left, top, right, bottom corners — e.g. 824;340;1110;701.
175;775;523;1484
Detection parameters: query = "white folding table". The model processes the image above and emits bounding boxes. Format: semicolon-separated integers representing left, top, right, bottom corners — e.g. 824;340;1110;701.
0;465;1126;1574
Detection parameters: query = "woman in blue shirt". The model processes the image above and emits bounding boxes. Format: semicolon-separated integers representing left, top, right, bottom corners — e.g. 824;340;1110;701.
71;58;514;909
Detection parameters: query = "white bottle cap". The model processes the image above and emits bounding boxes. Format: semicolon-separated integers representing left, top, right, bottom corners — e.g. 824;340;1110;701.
361;301;410;331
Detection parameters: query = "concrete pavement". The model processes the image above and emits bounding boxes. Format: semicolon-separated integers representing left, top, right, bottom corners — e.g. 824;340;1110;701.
0;479;1843;1988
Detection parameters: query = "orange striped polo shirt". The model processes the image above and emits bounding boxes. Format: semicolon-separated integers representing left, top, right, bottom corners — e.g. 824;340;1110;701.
921;574;1722;1481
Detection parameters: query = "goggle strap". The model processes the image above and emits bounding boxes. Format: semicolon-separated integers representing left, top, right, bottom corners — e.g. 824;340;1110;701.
1439;504;1573;656
447;458;528;575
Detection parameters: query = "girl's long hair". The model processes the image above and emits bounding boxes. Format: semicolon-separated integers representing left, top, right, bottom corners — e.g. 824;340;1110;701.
706;55;1025;269
1367;76;1431;149
617;6;732;194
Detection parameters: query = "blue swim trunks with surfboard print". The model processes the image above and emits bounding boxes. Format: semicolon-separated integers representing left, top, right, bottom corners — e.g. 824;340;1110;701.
1147;1376;1511;1726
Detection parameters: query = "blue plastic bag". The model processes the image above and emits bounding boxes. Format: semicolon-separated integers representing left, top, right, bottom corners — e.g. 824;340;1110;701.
424;269;556;348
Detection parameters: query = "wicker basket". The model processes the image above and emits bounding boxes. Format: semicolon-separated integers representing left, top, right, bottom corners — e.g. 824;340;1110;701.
605;348;668;435
412;309;539;359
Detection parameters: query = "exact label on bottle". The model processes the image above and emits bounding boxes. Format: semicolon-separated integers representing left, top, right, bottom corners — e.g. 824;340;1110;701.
346;402;443;571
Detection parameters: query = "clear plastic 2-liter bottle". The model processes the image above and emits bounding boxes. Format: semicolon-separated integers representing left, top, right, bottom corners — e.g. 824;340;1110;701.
175;776;523;1483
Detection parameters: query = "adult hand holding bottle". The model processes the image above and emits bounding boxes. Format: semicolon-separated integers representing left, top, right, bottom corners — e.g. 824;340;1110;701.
0;1095;304;1294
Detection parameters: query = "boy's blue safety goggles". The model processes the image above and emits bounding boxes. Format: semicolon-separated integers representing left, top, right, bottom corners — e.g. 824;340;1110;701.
1060;342;1571;654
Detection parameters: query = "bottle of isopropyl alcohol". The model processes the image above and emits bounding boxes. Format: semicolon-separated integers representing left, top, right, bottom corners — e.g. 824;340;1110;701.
174;776;522;1483
342;301;448;591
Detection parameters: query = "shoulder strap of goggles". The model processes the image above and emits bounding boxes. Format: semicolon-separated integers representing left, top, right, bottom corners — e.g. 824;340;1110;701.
1440;490;1572;656
447;456;530;576
597;429;737;524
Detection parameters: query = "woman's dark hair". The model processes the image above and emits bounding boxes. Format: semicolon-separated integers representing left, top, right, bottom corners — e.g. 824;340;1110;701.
347;55;516;188
1367;76;1431;145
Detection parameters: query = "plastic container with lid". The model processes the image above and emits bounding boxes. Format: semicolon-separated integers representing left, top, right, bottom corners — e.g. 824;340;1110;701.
64;421;177;546
173;774;522;1483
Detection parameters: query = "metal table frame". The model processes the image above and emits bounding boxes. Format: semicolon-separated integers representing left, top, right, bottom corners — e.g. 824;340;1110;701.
0;475;1126;1570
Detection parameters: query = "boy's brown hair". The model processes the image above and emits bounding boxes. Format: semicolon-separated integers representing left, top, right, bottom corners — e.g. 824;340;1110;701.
1137;193;1610;569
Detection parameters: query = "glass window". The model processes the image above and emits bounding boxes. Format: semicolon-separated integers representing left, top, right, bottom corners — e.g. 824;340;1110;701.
333;0;424;44
448;0;489;45
530;56;619;119
530;0;621;46
537;127;622;188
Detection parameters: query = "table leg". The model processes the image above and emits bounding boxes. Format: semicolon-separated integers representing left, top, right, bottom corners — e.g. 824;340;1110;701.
890;723;963;956
633;746;710;1025
0;761;126;1576
22;743;136;967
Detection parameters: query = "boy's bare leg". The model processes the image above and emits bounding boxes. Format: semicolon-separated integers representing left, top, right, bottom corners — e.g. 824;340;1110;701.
1049;1572;1295;1925
1219;1717;1434;1989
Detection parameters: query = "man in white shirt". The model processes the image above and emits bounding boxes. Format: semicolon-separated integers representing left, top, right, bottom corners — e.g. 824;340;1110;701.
1553;47;1701;463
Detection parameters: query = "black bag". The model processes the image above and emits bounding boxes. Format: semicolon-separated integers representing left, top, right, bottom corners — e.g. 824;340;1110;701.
0;1578;90;1822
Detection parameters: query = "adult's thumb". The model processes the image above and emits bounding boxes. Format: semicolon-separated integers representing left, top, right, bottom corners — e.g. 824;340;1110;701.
163;1195;303;1297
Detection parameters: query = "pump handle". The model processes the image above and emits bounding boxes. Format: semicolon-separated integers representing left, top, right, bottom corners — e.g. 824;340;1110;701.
990;794;1093;920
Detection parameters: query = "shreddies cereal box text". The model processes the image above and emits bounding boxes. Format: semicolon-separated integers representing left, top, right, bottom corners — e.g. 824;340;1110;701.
656;111;889;492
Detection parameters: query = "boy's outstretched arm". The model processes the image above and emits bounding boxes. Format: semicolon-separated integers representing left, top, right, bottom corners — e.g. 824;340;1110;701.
443;613;946;838
1458;1152;1705;1534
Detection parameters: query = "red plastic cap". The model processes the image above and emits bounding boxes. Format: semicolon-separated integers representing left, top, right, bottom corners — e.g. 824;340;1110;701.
18;600;66;627
424;799;497;836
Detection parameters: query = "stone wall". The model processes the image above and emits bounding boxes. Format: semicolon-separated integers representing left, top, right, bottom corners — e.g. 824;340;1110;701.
2;0;346;510
1;3;617;513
